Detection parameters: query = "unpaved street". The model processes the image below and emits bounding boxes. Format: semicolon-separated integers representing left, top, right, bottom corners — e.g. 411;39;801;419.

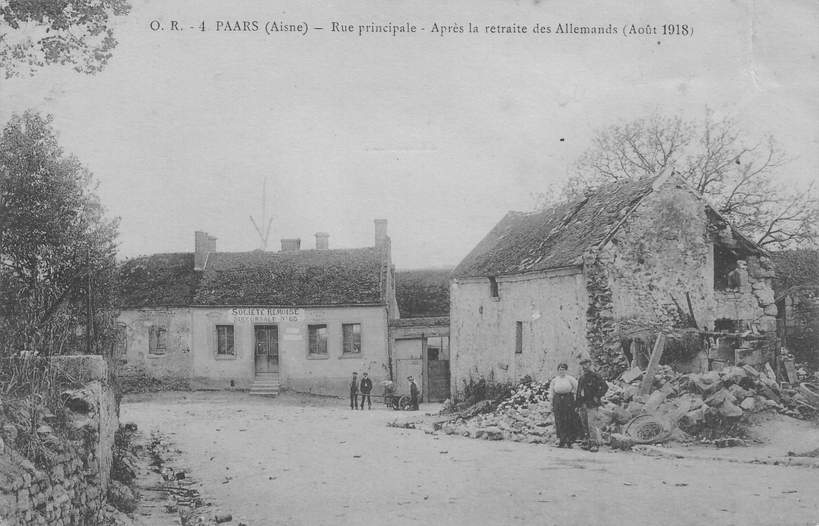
121;392;819;526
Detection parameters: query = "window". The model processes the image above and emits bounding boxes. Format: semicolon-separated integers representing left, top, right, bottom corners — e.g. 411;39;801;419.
148;325;167;355
426;336;449;361
713;245;739;290
216;325;235;356
515;321;523;354
342;323;361;354
309;324;328;355
489;277;499;298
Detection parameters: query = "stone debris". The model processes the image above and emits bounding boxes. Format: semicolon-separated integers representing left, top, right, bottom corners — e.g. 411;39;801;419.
433;361;817;451
440;381;557;444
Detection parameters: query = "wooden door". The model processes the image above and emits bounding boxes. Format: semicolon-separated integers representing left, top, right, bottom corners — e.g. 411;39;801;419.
427;360;450;402
255;325;279;373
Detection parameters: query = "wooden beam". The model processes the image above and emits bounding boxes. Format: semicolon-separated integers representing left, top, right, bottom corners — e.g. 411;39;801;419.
686;292;698;329
639;333;666;395
783;358;799;384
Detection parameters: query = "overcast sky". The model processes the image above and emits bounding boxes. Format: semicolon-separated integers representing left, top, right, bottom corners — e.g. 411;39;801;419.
2;0;817;269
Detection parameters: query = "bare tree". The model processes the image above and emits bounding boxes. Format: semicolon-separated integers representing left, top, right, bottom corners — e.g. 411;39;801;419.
0;0;131;78
545;110;818;249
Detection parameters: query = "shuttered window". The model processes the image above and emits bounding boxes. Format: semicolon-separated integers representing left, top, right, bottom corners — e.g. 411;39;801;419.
148;326;167;355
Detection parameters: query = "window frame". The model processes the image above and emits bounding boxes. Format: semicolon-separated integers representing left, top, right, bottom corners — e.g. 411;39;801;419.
148;325;167;355
216;325;235;357
515;321;523;354
308;324;329;357
489;276;499;299
342;323;362;355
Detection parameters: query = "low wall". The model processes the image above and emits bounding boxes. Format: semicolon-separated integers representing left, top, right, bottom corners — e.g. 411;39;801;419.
0;356;118;526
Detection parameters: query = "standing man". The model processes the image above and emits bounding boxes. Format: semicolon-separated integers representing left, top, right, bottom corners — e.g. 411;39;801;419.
360;372;373;410
408;376;420;411
575;358;608;452
349;372;359;410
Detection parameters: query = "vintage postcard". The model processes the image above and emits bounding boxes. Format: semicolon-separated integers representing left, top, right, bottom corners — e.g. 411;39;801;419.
1;0;817;525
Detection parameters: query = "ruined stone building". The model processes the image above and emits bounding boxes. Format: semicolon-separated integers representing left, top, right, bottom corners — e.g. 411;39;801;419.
449;170;778;396
118;220;399;397
390;268;452;402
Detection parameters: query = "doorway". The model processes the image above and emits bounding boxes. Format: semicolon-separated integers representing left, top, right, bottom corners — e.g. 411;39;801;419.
254;325;279;374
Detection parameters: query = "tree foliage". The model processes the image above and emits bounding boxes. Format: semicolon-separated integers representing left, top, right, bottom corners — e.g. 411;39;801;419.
547;110;818;249
0;110;119;357
0;0;131;78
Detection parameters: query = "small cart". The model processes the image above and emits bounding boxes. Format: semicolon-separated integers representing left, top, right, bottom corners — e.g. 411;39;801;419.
381;381;412;410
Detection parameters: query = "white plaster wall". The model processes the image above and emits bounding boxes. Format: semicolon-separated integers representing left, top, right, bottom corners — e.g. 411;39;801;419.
450;272;588;398
118;308;193;388
190;306;390;395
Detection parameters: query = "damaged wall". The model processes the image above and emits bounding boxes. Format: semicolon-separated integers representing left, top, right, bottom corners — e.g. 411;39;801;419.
713;254;778;334
450;269;588;398
588;179;777;376
118;308;193;391
0;356;118;526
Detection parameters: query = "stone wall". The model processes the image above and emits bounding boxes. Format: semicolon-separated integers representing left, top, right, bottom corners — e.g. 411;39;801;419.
450;269;589;398
713;254;778;334
780;287;819;364
0;356;117;526
587;179;778;377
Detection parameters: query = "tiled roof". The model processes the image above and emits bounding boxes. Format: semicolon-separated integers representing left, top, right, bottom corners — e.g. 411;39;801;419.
192;248;387;306
453;178;655;278
395;268;452;318
119;253;202;308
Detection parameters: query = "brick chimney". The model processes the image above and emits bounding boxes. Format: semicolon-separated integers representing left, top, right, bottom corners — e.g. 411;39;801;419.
281;238;301;252
315;232;329;250
194;231;216;270
374;219;388;247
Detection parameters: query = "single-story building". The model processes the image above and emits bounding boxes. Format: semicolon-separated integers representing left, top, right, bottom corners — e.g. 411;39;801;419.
118;220;399;396
450;170;778;396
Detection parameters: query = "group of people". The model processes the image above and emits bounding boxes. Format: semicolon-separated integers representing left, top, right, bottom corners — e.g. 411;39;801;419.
348;372;374;409
548;358;609;452
347;361;605;441
349;372;421;410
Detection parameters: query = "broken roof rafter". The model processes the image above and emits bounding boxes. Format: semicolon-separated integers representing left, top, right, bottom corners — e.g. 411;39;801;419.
452;169;767;280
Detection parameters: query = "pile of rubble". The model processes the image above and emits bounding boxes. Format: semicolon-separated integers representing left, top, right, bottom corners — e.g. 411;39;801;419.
441;383;556;443
438;363;818;448
610;363;818;423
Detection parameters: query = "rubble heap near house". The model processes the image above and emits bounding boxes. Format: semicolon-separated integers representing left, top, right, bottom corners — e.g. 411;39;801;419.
436;361;818;447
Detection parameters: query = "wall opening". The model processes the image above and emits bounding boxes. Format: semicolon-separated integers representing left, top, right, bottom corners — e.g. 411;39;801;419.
515;321;523;354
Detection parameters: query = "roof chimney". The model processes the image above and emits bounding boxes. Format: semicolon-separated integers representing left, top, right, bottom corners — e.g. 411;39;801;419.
374;219;388;247
281;238;301;252
315;232;329;250
194;231;215;270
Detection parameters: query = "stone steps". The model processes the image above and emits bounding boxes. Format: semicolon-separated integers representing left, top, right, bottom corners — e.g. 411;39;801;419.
249;374;279;396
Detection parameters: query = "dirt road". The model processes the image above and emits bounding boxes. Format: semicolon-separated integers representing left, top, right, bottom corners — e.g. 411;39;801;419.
121;391;819;526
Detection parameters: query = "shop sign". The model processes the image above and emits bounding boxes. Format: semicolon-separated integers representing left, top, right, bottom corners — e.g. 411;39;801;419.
229;308;305;323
